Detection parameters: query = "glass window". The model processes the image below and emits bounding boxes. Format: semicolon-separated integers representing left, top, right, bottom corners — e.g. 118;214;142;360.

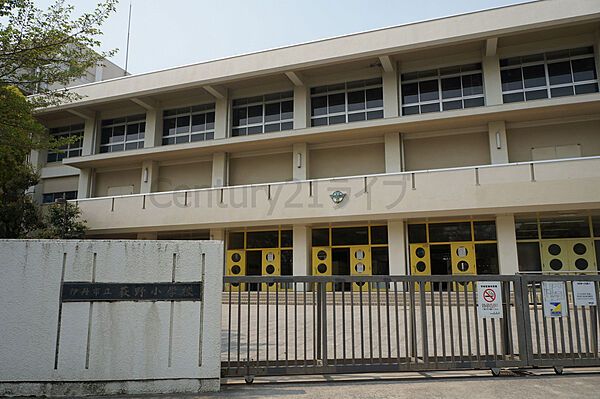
593;216;600;237
517;242;542;272
474;220;496;241
310;78;383;126
41;191;77;204
515;218;539;239
246;230;279;248
475;243;499;275
280;230;293;248
428;222;471;242
312;228;329;247
408;224;427;243
232;92;293;136
539;217;591;239
371;246;389;275
100;115;145;153
370;225;388;244
500;47;598;104
331;226;369;246
162;104;215;145
401;63;484;115
46;124;84;162
281;249;293;276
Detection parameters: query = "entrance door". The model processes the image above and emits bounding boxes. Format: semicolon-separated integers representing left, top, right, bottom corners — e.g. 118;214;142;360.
312;247;332;291
226;249;245;291
246;250;261;291
430;244;451;291
261;249;281;291
541;238;597;273
451;242;476;291
350;245;371;291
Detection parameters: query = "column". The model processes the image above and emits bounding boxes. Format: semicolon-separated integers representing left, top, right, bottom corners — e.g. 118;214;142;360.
387;220;407;275
293;85;310;129
293;225;311;278
488;121;509;164
144;107;163;148
81;113;97;155
384;132;402;173
137;232;158;240
496;214;519;275
29;149;44;205
212;152;227;187
382;70;399;119
482;39;502;107
292;143;309;181
214;93;229;140
140;160;159;193
77;168;93;199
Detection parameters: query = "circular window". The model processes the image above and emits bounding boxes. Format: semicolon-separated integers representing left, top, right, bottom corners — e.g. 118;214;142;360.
457;261;469;272
265;265;275;274
548;244;561;256
317;250;327;260
266;252;276;262
231;253;241;262
317;263;327;274
575;258;589;270
573;243;587;256
231;265;241;275
268;282;275;287
232;282;240;287
415;247;426;258
456;246;468;258
355;249;365;260
356;281;366;287
355;263;365;273
549;259;563;270
416;261;427;272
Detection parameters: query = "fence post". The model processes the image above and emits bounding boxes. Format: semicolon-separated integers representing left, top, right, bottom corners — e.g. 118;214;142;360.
316;282;322;361
320;280;328;367
514;274;533;366
501;281;511;355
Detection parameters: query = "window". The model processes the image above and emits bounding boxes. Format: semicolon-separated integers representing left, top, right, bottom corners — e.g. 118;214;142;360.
100;114;145;153
500;46;598;104
42;191;77;204
401;63;484;115
232;92;293;136
162;104;215;145
46;124;84;162
310;78;383;126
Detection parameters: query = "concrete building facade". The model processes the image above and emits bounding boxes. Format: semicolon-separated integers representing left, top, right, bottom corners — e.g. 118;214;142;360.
32;0;600;283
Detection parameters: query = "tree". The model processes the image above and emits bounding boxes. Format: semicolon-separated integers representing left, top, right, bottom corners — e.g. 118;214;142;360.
37;200;87;239
0;0;118;237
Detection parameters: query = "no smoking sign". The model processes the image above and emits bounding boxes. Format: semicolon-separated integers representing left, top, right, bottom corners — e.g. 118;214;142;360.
478;282;502;319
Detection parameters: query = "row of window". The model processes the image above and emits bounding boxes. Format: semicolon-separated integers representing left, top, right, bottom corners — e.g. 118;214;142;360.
42;191;77;204
46;47;599;162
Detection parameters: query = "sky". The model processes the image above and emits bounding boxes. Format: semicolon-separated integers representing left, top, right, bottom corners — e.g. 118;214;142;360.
35;0;537;75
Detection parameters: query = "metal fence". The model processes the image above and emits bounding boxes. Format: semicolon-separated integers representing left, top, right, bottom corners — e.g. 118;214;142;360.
222;274;599;378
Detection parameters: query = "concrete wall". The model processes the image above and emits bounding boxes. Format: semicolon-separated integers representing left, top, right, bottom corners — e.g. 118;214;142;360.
309;143;385;179
507;120;600;162
94;168;142;197
0;239;223;396
158;162;212;192
229;152;292;186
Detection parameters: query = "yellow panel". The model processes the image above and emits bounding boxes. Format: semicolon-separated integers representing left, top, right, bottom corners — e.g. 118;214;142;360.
312;247;332;291
409;244;431;275
566;239;596;274
451;242;475;291
350;245;371;291
541;240;570;273
262;249;281;291
226;250;245;291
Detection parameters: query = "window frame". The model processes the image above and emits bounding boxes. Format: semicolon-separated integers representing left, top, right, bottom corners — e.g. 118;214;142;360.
99;114;146;153
162;103;216;146
231;91;294;137
46;124;84;163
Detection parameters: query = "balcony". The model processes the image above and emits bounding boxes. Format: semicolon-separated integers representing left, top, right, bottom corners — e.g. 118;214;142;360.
74;156;600;233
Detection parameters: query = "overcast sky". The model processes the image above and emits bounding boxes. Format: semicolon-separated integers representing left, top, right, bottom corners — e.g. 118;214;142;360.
38;0;536;75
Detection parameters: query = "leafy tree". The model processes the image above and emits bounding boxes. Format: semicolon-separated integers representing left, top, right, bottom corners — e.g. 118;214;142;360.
37;200;87;239
0;0;118;237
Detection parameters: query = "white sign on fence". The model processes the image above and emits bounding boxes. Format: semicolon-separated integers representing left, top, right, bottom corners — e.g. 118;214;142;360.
542;281;566;317
477;281;503;318
573;281;597;306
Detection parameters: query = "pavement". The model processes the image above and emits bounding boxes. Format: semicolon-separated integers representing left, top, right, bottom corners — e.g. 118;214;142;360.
15;367;600;399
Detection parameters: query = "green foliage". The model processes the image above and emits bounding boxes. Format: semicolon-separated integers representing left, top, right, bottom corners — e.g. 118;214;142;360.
37;200;87;239
0;161;43;237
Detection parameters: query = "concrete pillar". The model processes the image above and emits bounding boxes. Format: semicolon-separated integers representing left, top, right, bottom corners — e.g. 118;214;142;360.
29;149;44;205
293;225;311;277
140;160;159;193
212;152;228;187
144;107;163;148
293;85;310;129
214;93;229;140
488;121;509;164
77;168;93;199
387;220;407;275
382;70;399;119
496;214;519;275
384;132;402;173
482;54;502;107
137;232;158;240
210;228;225;241
81;114;97;156
292;143;309;181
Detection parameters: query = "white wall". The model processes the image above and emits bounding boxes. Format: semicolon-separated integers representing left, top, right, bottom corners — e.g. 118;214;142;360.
0;239;223;396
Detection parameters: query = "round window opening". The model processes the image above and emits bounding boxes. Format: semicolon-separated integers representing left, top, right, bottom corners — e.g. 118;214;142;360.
266;252;276;262
266;265;275;274
548;244;561;256
456;246;468;258
231;265;241;275
232;282;240;287
575;258;589;270
231;253;241;262
317;263;328;274
573;243;587;256
549;259;563;270
268;282;275;287
415;247;426;258
355;262;365;273
457;261;469;272
356;281;366;287
416;261;426;273
317;250;327;261
355;249;365;260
